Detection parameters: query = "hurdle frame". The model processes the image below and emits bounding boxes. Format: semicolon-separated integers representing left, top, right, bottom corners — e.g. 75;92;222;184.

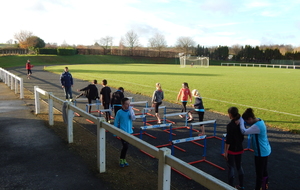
172;135;225;171
204;120;222;140
130;100;148;114
139;123;185;158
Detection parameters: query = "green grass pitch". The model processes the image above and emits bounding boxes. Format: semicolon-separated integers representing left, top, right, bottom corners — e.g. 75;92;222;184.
45;64;300;133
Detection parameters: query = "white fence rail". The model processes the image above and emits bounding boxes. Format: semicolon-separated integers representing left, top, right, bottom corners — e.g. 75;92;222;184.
0;68;24;99
34;86;235;190
221;62;300;69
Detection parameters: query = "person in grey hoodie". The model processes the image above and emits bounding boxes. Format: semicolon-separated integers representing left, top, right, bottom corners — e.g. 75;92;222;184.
151;83;164;124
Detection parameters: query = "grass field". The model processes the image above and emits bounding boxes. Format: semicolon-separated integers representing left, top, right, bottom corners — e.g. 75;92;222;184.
0;55;177;67
44;63;300;133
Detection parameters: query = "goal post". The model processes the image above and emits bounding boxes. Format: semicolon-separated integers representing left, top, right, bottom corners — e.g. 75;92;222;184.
179;54;209;68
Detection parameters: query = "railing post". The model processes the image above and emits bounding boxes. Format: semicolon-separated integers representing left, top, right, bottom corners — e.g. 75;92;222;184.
34;86;40;114
48;92;54;126
19;78;24;99
10;75;13;90
158;147;171;190
97;117;106;173
15;77;18;94
67;103;74;143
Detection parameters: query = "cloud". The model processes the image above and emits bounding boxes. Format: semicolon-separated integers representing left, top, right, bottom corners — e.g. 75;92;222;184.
199;0;237;15
198;22;240;28
214;32;236;36
245;1;271;8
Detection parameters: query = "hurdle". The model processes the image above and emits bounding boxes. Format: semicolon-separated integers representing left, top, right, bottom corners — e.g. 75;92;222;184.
187;120;217;148
139;123;185;158
244;134;254;152
163;112;199;134
204;120;222;140
130;101;148;114
84;101;101;113
139;123;171;140
73;98;97;116
172;135;225;171
143;106;175;125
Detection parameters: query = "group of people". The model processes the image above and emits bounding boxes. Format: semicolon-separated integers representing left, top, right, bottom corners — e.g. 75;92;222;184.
224;107;271;190
59;67;133;168
59;66;271;189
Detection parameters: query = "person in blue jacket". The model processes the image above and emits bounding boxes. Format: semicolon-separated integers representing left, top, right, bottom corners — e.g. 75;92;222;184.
240;108;271;190
114;97;135;167
60;67;73;101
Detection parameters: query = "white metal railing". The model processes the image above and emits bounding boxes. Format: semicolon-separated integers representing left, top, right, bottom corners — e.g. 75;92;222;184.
221;62;300;69
34;86;235;190
0;68;24;98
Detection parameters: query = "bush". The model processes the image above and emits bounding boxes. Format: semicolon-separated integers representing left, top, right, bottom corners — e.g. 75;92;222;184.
38;48;57;55
57;48;76;55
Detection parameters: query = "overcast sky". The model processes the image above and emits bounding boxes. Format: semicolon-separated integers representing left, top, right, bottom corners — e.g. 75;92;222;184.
1;0;300;47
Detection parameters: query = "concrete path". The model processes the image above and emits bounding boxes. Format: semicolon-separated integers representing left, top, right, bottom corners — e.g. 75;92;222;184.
0;82;111;190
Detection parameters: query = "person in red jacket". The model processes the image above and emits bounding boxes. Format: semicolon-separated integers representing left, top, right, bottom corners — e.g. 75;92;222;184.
25;60;34;79
176;82;192;118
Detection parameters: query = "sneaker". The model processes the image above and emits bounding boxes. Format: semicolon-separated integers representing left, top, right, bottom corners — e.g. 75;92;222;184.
69;99;73;102
123;159;129;166
179;115;183;118
119;159;124;167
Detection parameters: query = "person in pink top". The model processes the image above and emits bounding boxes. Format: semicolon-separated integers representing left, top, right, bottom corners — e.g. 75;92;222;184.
176;82;192;118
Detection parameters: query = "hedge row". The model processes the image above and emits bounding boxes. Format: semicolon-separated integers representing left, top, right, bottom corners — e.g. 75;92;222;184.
38;48;76;55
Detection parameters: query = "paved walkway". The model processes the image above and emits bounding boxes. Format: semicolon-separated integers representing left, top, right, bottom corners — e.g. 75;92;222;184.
0;82;111;190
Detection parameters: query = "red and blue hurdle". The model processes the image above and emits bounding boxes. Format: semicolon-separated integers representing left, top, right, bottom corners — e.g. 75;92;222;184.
172;135;225;171
130;101;148;115
244;134;254;152
205;120;222;140
143;106;175;125
163;112;199;134
187;120;218;147
139;123;185;158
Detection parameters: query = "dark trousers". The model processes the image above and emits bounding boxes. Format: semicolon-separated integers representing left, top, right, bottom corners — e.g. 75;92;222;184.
181;101;187;112
114;106;122;116
227;153;244;187
189;110;204;122
120;139;129;159
64;86;72;99
255;156;269;190
102;102;111;121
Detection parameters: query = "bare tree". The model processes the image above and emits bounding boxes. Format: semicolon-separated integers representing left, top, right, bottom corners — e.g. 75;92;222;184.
176;36;196;54
124;30;140;55
230;44;242;55
96;36;113;55
148;33;167;56
6;39;13;44
14;30;33;48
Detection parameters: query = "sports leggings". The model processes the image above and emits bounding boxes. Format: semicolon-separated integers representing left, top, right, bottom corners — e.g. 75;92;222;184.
255;156;269;190
227;153;244;187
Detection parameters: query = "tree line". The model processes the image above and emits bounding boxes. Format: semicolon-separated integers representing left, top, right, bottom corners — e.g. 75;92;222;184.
3;30;300;62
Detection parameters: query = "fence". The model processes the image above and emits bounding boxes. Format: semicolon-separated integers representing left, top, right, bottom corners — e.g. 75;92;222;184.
221;62;300;69
0;68;24;99
0;48;28;55
34;86;235;190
